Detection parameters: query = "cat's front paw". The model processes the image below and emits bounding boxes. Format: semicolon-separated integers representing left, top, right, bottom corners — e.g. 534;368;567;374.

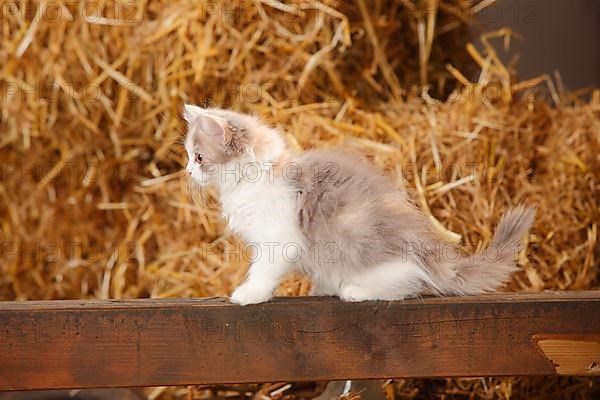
230;281;273;305
339;284;372;302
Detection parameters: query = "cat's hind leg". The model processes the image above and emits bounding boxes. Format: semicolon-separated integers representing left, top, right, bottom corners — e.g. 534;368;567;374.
338;259;434;302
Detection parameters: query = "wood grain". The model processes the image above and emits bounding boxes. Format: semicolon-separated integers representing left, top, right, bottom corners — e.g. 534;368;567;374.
534;337;600;375
1;292;599;390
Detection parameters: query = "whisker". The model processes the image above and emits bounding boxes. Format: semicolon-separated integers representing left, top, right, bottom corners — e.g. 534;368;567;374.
155;135;185;143
186;176;208;207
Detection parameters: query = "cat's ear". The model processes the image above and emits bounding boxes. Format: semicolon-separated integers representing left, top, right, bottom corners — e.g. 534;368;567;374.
182;104;203;124
199;114;234;146
183;104;233;145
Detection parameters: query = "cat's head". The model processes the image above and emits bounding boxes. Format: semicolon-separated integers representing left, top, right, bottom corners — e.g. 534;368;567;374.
182;105;286;186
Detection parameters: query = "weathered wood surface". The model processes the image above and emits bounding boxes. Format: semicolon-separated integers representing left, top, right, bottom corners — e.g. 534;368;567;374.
1;292;599;390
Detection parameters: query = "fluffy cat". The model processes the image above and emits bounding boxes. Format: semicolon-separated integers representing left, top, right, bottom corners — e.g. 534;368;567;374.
183;105;535;305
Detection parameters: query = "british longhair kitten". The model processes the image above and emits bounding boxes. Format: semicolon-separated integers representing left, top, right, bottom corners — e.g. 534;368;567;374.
183;105;535;305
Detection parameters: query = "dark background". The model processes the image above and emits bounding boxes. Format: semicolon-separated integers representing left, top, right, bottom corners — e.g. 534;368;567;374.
479;0;599;90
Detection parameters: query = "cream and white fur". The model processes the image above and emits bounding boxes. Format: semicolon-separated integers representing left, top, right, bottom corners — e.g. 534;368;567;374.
183;105;535;305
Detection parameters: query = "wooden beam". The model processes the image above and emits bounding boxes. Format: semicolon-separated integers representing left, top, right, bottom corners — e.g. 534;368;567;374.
1;292;599;390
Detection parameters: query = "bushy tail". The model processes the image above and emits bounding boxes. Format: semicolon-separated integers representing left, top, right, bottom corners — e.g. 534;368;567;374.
433;205;536;295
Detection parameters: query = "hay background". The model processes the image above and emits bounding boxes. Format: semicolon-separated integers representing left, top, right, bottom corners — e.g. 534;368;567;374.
0;0;598;398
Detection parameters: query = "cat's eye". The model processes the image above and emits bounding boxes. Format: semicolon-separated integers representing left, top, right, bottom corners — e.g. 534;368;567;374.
194;153;203;163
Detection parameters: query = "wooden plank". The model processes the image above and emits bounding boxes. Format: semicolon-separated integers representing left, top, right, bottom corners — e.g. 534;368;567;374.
0;292;599;390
